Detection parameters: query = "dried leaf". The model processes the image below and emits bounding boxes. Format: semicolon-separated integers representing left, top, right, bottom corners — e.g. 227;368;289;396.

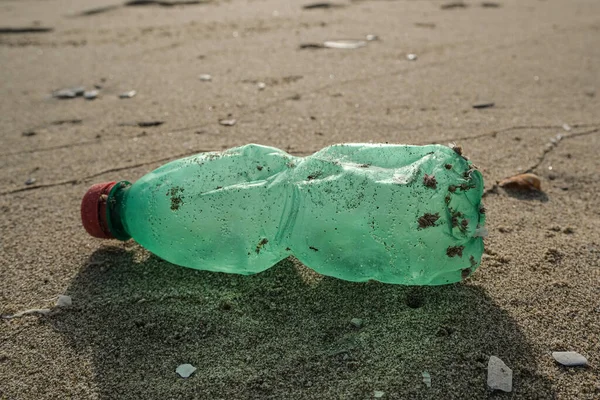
499;173;541;191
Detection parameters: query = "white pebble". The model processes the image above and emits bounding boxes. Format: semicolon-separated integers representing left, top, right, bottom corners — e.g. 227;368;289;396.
119;90;136;99
422;371;431;388
552;351;588;367
199;74;212;82
487;356;512;392
56;295;72;308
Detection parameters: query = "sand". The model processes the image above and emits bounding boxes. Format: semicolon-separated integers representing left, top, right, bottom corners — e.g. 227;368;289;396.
1;0;599;398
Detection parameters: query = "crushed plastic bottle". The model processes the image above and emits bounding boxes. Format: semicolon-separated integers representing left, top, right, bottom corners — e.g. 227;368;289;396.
81;143;486;285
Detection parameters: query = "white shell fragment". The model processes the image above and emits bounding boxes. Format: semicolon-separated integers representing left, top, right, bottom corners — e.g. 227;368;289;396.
487;356;512;392
406;53;418;61
219;119;237;126
552;351;588;367
422;371;431;388
257;82;266;90
199;74;212;81
323;40;367;49
56;295;72;308
349;318;363;328
119;90;137;99
176;363;197;378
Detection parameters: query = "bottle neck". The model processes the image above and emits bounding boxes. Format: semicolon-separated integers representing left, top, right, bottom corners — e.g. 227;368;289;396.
106;181;133;241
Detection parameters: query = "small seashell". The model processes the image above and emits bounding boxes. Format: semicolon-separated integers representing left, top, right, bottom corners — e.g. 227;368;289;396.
499;173;541;191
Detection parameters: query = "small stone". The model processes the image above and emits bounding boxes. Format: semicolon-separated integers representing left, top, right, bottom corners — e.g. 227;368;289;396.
487;356;512;392
199;74;212;81
366;34;379;41
422;371;431;388
552;351;588;367
84;90;99;100
349;318;363;328
56;295;72;308
373;390;385;398
257;82;266;90
25;178;36;185
119;90;137;99
219;119;237;126
52;89;77;99
176;363;197;378
406;53;417;61
473;102;495;109
71;87;86;96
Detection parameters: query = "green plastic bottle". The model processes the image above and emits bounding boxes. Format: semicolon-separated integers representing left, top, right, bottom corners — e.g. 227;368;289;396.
81;143;486;285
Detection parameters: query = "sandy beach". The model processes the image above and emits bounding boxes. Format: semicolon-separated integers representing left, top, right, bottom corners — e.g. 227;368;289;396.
1;0;599;398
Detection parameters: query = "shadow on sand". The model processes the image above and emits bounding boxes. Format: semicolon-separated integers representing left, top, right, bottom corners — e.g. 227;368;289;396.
50;245;554;399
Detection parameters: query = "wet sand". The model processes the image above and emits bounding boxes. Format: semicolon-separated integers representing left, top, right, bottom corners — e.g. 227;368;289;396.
1;0;599;398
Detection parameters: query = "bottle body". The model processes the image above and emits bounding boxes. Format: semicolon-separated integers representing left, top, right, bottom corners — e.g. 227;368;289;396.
105;143;485;285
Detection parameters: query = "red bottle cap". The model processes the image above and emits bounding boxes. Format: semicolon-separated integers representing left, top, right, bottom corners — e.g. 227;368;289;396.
81;182;117;239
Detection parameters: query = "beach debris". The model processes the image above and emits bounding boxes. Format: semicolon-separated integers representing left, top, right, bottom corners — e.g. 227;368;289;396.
552;351;589;367
176;363;197;378
119;90;137;99
349;318;363;329
56;295;72;308
323;39;367;49
25;178;36;185
406;53;418;61
199;74;212;81
219;119;237;126
481;2;501;7
487;356;512;392
76;5;121;16
441;2;468;9
125;1;205;7
561;123;572;132
257;82;266;91
499;173;541;191
119;121;165;127
366;34;379;41
53;86;85;99
22;130;36;137
84;90;99;100
302;2;343;10
472;102;495;109
422;371;431;388
299;43;326;49
373;390;385;398
0;27;54;34
1;308;51;319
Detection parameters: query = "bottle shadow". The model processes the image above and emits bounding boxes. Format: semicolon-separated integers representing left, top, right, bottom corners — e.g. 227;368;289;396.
502;188;549;202
51;246;554;399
